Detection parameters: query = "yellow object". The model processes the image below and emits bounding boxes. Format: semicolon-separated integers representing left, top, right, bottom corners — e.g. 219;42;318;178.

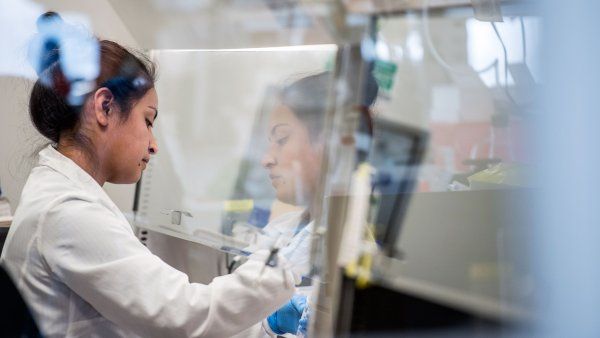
338;163;374;266
340;163;379;289
346;261;358;278
468;163;531;189
355;252;372;289
223;199;254;212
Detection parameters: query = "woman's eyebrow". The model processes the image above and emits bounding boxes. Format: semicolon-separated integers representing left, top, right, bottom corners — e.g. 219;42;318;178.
271;123;291;136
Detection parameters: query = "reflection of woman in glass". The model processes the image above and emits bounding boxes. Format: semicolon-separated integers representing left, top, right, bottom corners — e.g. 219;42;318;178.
237;71;377;337
257;72;333;279
234;73;330;338
260;70;377;278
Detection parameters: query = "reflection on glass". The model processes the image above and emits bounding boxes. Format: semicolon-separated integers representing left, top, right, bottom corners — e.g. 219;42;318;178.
27;12;100;106
375;13;537;193
136;47;336;255
232;72;333;280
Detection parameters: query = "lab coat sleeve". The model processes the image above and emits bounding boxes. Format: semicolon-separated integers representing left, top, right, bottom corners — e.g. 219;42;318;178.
262;318;279;337
39;198;295;338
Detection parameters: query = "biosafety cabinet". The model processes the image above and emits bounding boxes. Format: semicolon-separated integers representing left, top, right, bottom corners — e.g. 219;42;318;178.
109;0;541;336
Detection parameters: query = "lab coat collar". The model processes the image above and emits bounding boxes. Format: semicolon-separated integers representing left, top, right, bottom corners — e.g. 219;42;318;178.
38;145;114;207
271;210;315;237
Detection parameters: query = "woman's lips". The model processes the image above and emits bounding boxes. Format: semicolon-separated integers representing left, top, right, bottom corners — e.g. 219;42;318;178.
269;174;283;187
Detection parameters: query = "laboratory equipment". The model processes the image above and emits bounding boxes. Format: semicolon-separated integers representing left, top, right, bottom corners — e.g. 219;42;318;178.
367;118;428;257
132;48;336;256
335;190;532;335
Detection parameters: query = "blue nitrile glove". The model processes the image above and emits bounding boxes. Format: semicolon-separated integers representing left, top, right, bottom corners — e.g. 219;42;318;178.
297;305;310;335
267;294;307;335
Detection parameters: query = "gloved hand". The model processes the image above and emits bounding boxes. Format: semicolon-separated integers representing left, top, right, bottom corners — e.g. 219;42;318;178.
297;304;310;336
267;294;307;335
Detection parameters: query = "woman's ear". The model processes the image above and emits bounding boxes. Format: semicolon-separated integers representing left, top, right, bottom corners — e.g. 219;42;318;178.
92;87;114;127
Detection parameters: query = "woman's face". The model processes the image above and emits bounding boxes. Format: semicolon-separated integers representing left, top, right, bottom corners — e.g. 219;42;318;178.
105;88;159;184
261;103;322;206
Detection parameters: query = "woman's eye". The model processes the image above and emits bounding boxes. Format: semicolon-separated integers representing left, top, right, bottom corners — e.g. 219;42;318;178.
276;136;289;146
145;119;153;128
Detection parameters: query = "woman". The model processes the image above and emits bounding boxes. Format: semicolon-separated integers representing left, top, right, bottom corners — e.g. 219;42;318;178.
236;71;377;337
230;73;330;338
0;13;296;337
258;72;332;276
259;71;377;279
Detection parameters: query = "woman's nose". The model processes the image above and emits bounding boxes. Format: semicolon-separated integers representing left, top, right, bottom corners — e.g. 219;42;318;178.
149;134;158;155
261;151;277;168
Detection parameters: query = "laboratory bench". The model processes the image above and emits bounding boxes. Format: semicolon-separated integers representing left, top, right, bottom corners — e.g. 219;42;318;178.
335;189;534;336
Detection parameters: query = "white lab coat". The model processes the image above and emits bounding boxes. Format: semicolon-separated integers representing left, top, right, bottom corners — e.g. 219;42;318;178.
254;211;314;279
0;145;296;338
233;211;314;338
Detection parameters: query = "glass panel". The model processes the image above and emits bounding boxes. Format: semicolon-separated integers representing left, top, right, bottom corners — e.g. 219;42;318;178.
327;6;541;335
135;47;337;267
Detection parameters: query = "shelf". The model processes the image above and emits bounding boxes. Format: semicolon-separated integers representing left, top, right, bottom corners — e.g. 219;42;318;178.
0;216;11;228
137;223;250;256
0;200;11;228
368;253;531;323
0;216;13;228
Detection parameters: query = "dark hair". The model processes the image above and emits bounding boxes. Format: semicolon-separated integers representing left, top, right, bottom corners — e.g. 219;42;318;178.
279;71;377;141
29;12;156;144
278;72;332;141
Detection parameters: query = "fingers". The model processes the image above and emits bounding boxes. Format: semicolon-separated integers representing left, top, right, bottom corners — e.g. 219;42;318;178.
291;294;307;312
299;317;309;330
298;308;310;333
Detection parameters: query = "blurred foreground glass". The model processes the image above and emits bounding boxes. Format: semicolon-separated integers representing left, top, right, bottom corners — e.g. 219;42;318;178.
324;4;542;337
135;47;336;274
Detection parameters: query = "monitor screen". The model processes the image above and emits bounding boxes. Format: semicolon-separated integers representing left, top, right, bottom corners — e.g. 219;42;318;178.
367;119;428;257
